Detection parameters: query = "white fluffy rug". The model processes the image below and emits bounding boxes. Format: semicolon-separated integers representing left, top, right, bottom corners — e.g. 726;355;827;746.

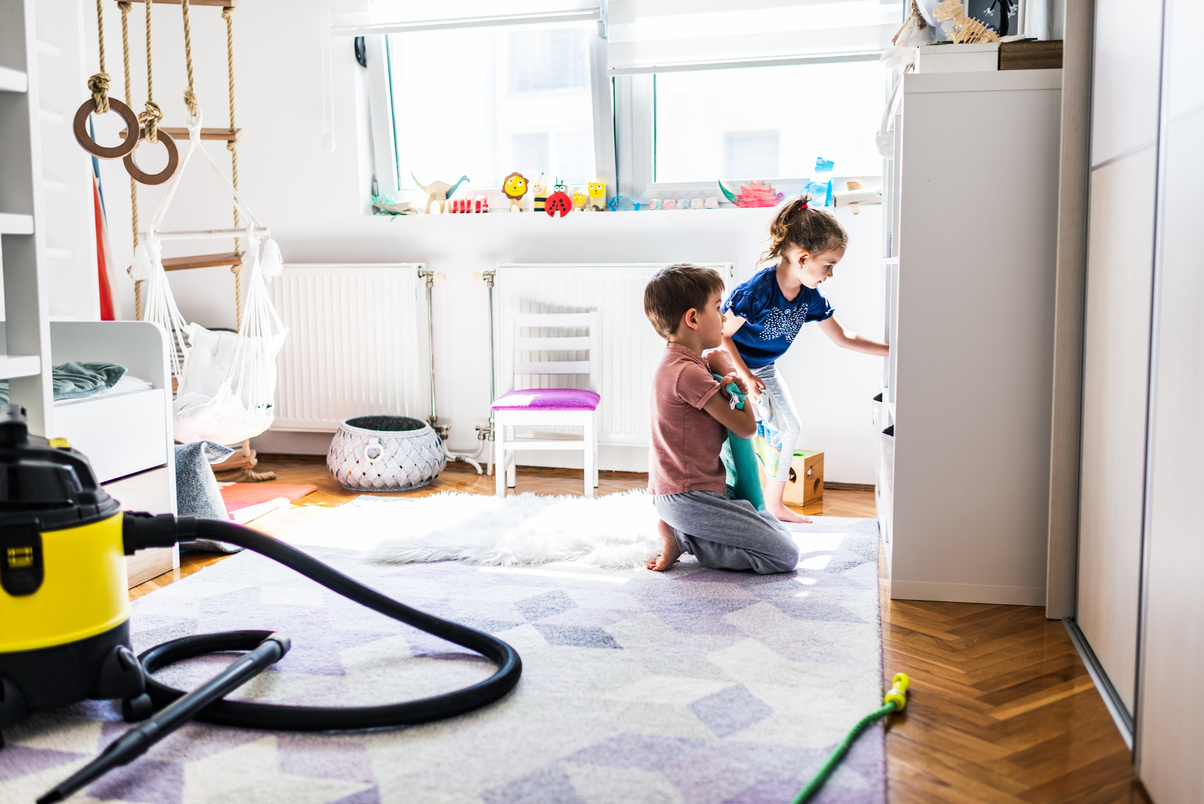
281;490;664;570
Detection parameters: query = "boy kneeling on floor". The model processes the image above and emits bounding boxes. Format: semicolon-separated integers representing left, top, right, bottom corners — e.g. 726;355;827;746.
642;264;800;574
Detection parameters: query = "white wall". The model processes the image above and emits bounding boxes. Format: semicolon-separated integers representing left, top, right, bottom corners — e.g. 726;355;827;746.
75;0;884;484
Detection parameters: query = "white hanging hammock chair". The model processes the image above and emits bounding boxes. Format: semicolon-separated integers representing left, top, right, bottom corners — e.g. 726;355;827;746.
131;109;288;446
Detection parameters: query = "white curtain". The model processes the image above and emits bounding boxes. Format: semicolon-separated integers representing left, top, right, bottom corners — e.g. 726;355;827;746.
605;0;904;74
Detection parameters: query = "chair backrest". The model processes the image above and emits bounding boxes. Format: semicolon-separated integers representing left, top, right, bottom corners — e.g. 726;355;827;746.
502;311;600;394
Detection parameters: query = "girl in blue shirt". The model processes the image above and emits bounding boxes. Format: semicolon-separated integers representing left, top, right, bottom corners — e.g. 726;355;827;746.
720;195;889;523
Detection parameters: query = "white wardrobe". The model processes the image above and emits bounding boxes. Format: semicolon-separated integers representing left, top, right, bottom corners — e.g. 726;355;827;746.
1069;0;1204;800
877;65;1062;605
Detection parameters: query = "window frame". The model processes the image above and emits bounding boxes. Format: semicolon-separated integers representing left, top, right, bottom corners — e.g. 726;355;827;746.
360;15;615;205
358;12;891;210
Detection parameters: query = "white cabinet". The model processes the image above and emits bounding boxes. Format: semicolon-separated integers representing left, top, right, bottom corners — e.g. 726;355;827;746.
878;68;1062;605
0;0;54;434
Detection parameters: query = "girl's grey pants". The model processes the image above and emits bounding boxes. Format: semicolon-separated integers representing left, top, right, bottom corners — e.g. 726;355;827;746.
654;490;799;574
751;361;803;482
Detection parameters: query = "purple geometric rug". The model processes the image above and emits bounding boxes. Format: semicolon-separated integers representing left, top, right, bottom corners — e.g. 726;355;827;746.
0;515;885;803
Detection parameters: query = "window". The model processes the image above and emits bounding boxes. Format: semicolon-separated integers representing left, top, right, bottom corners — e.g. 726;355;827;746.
356;2;902;207
652;61;888;185
379;21;602;195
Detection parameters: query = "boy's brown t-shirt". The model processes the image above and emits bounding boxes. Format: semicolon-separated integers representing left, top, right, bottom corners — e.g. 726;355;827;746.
647;343;727;496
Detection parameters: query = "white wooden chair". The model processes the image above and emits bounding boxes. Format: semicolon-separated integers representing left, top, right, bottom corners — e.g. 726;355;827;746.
492;311;600;497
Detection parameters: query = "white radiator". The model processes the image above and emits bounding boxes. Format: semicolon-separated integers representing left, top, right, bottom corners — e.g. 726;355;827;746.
268;264;430;431
493;263;734;446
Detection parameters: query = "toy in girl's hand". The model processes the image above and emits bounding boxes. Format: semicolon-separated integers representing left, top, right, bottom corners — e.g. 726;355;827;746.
531;175;547;213
571;190;587;210
545;179;573;217
503;172;529;212
718;179;784;208
586;181;606;211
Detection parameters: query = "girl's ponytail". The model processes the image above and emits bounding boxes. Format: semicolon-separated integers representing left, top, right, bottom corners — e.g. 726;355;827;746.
761;194;847;265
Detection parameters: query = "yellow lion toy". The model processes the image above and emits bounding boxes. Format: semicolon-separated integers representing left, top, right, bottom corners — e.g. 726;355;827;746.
503;172;529;212
587;180;606;211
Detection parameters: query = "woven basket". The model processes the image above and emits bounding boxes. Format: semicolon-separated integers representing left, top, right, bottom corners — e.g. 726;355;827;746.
327;415;446;492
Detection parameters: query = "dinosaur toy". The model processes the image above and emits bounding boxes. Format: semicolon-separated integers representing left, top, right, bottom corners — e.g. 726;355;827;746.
717;179;784;208
411;173;470;214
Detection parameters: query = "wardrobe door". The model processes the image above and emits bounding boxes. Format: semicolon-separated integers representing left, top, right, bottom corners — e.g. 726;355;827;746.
1136;0;1204;797
1075;0;1163;719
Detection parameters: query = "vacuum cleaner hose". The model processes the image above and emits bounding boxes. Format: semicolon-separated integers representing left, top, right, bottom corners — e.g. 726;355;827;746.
133;516;522;731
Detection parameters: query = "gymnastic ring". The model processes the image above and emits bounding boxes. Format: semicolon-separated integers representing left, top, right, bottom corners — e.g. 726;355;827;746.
72;97;140;159
123;128;180;186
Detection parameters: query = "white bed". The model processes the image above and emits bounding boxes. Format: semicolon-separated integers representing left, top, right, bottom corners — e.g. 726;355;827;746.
0;320;179;586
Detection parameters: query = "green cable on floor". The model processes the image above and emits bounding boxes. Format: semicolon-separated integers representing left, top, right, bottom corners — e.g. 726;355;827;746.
791;673;911;804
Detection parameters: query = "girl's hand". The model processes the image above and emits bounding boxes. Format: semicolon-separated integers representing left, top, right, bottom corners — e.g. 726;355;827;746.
742;371;766;397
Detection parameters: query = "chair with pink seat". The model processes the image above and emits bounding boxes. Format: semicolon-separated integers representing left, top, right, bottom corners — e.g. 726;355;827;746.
492;311;600;497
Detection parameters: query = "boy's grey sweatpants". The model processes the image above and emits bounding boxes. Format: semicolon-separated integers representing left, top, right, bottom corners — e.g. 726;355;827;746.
654;490;799;574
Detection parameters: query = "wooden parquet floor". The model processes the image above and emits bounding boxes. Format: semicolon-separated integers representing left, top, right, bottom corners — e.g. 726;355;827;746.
131;456;1151;802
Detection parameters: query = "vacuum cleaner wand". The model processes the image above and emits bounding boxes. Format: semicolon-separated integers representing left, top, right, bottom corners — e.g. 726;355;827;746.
36;633;290;804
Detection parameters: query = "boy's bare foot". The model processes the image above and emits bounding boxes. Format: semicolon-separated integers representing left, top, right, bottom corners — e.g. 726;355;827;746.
767;504;811;524
647;520;682;571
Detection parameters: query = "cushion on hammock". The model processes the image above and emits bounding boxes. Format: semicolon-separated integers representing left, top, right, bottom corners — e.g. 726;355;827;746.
491;388;601;411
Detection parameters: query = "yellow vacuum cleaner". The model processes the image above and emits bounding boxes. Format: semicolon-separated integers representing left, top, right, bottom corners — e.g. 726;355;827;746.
0;404;522;802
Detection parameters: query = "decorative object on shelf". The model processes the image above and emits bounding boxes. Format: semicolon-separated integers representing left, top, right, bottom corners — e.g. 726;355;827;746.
607;196;641;211
662;199;678;210
690;198;705;210
571;190;588;210
982;0;1018;38
371;195;416;216
122;0;179;185
448;196;489;213
531;175;547;212
411;173;469;214
717;179;784;208
934;0;1000;44
704;197;719;209
545;179;573;217
881;0;943;68
833;180;882;215
502;171;528;212
587;181;606;211
648;199;663;210
73;0;139;160
804;158;835;206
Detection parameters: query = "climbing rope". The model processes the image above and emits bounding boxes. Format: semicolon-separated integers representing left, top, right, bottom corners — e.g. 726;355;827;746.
791;673;910;803
223;5;244;328
89;0;110;113
117;1;142;318
138;0;161;145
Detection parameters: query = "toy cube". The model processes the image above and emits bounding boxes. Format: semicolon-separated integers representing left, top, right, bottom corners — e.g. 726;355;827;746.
782;450;824;506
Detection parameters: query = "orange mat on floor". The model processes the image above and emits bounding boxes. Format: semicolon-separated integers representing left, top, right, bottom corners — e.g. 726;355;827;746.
221;483;317;524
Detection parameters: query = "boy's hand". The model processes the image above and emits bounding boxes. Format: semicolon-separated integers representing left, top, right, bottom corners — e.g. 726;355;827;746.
722;372;747;396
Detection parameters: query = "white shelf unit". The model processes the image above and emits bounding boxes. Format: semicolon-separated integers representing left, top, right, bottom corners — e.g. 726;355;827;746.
878;68;1063;605
0;0;53;436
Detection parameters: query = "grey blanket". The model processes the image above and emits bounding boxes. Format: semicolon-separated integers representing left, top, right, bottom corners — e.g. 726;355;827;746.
0;361;126;404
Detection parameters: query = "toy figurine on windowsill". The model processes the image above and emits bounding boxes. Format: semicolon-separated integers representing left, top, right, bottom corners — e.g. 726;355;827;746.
586;180;606;211
545;179;573;218
503;172;529;213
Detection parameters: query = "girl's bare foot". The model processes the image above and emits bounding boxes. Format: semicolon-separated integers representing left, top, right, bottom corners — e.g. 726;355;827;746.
766;504;811;524
647;520;682;571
